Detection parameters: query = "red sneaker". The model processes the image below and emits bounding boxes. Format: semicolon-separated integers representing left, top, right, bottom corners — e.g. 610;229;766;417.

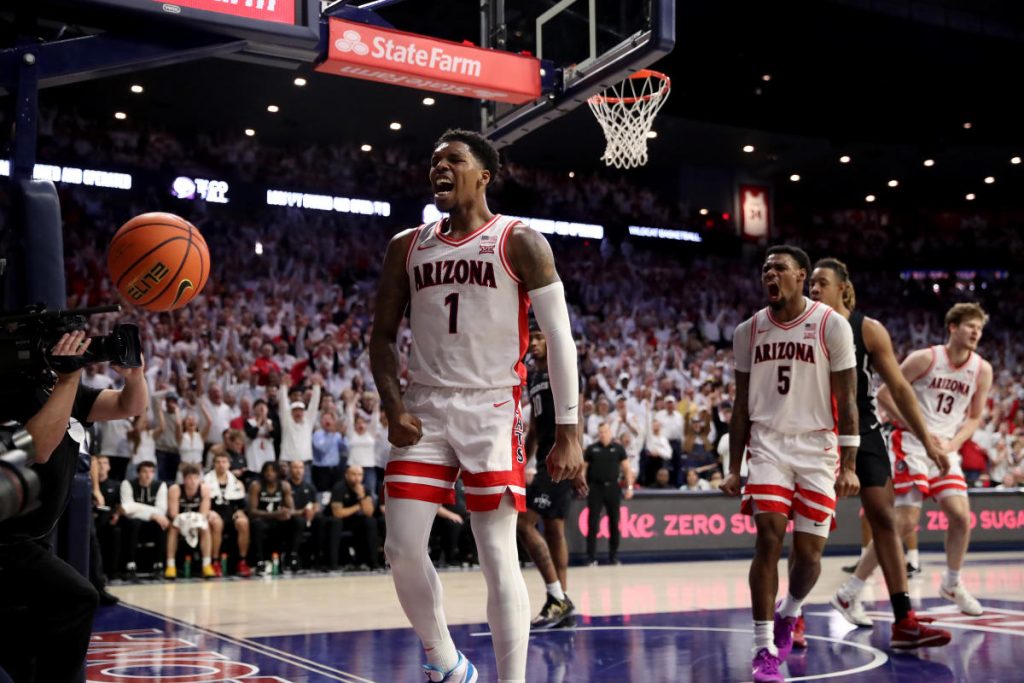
792;614;807;649
891;611;952;649
236;559;253;578
212;563;223;578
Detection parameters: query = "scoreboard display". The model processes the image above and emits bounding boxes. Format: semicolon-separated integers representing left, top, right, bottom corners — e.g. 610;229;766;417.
34;0;320;57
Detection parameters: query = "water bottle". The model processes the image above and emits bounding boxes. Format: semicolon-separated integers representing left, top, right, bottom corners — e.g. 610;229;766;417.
220;553;228;576
271;552;280;576
183;555;192;579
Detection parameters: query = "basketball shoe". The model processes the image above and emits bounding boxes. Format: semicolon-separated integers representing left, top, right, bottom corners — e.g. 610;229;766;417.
531;594;576;629
940;582;983;616
792;614;807;649
773;605;798;660
830;591;873;627
752;648;783;682
423;651;478;683
891;612;952;649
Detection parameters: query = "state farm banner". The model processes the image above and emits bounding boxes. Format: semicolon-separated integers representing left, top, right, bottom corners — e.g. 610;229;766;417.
317;18;542;103
740;184;770;239
567;490;1024;558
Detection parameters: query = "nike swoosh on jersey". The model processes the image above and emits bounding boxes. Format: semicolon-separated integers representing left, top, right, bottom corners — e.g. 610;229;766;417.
493;400;511;408
417;243;437;250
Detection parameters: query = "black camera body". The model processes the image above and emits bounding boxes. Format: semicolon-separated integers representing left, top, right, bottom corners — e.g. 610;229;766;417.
0;304;142;383
0;427;38;525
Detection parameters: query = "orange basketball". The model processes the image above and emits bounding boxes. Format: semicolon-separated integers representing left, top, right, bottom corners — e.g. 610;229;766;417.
108;212;210;312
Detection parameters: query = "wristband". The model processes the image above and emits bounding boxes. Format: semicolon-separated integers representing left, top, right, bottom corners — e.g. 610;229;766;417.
838;435;861;448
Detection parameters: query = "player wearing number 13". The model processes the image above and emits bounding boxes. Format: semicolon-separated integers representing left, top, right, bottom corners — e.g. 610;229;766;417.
370;129;583;683
720;246;859;683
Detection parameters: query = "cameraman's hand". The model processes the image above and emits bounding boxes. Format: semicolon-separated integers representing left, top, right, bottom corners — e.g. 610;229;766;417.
113;353;146;382
51;331;91;380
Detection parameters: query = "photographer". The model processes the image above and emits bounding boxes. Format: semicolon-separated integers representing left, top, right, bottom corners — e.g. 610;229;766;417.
0;330;148;683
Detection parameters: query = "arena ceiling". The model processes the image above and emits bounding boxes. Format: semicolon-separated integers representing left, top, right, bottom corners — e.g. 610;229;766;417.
5;0;1024;208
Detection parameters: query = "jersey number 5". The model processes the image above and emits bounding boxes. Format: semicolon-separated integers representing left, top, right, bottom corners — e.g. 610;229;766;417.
777;366;791;395
444;293;459;334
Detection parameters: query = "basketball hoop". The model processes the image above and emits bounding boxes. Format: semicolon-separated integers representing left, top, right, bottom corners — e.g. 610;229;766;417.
587;69;671;169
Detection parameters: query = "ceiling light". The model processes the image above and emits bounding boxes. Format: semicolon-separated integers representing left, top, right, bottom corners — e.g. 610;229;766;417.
646;131;658;139
114;112;127;120
422;97;436;106
923;159;935;167
267;105;279;113
360;144;372;152
984;176;995;184
865;194;876;203
130;84;144;94
293;77;307;87
887;179;899;188
699;208;709;216
568;171;575;178
1012;156;1022;165
389;122;402;131
742;145;755;153
762;74;772;82
789;174;800;182
244;128;255;137
839;155;851;164
963;122;972;129
965;193;976;201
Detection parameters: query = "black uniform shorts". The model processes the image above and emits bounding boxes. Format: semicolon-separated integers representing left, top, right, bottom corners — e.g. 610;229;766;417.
856;429;892;488
526;467;573;519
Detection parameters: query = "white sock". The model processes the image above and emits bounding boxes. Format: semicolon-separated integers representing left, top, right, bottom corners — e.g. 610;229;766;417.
779;593;803;619
384;497;459;674
943;569;960;589
840;575;866;599
907;549;920;566
546;581;565;602
166;559;176;569
752;620;777;656
202;556;211;567
471;496;531;681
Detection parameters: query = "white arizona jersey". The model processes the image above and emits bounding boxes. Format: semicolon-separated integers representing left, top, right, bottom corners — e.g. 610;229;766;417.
733;298;856;435
901;345;983;448
405;214;529;389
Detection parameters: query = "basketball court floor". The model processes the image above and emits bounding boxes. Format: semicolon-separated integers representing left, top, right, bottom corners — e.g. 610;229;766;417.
92;550;1024;682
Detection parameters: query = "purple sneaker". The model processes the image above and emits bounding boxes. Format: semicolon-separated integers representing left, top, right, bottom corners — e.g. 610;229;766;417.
752;648;784;682
774;607;798;660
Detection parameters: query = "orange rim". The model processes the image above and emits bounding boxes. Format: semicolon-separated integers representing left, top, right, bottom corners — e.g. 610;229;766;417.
589;69;671;105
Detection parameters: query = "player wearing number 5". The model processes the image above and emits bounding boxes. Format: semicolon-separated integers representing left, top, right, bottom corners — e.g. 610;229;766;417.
370;129;583;683
876;303;993;616
720;246;859;683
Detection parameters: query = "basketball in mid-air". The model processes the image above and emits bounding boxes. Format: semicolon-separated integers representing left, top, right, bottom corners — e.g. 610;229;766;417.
108;212;210;312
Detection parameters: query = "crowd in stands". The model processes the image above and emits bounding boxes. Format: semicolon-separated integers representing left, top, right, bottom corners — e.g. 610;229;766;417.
3;110;1023;583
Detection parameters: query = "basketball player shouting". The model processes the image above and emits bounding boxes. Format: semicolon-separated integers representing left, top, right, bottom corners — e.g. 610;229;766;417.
810;259;951;648
834;302;992;619
721;245;859;683
517;320;585;629
370;129;583;683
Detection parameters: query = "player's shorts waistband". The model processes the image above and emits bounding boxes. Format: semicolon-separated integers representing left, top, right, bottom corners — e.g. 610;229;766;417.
407;382;520;395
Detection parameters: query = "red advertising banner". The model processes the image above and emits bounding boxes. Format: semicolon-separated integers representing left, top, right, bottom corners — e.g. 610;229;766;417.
149;0;296;25
740;184;770;239
316;18;543;104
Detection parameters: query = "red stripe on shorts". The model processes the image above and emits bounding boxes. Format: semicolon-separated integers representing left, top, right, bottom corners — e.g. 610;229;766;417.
385;461;460;482
465;490;525;513
792;498;831;523
742;497;791;516
742;484;794;499
794;486;836;510
385;481;455;506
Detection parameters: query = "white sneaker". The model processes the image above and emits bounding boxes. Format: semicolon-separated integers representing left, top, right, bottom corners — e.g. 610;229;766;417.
423;651;478;683
941;583;983;616
830;591;874;627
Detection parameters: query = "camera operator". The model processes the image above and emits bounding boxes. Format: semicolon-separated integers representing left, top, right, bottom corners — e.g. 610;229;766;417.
0;330;148;683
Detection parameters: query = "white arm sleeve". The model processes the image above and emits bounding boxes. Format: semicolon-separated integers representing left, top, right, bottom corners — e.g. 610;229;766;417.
825;312;857;372
529;281;579;425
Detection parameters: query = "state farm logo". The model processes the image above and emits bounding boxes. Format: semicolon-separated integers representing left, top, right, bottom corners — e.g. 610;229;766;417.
335;29;370;55
334;27;483;78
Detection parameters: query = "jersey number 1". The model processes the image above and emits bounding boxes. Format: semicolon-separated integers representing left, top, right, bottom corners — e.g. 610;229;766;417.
444;293;459;334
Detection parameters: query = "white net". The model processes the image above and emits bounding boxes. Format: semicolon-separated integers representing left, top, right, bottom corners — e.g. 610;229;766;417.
587;70;671;169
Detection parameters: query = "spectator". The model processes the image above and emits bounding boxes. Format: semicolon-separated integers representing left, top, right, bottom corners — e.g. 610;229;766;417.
329;465;380;570
248;462;295;571
244;398;277;474
286;460;329;571
164;464;215;579
176;403;211;475
312;410;347;493
644;420;672;485
204;451;253;577
127;406;163;482
152;391;182;483
681;468;711;492
120;461;169;576
202;385;235;456
278;375;322;482
344;402;380;496
97;416;133;483
649;468;673;489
